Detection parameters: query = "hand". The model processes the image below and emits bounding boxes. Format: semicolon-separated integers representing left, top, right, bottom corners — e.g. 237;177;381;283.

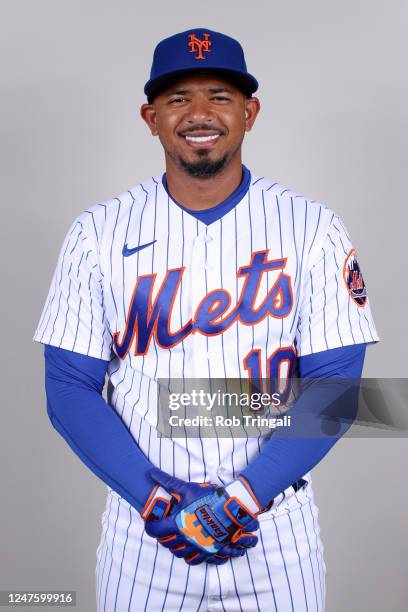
142;468;260;565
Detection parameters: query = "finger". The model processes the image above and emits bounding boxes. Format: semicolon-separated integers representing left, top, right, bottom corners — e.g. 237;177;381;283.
184;551;208;566
243;518;260;532
234;533;258;548
157;533;186;550
144;516;175;539
217;544;246;558
169;546;189;558
168;543;197;558
149;468;187;495
206;556;230;565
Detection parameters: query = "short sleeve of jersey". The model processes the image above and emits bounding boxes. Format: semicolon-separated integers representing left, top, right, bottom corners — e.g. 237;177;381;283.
295;214;379;356
33;212;112;361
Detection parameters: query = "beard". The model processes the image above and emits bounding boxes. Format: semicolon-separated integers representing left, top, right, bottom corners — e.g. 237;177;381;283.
177;150;229;179
164;137;243;179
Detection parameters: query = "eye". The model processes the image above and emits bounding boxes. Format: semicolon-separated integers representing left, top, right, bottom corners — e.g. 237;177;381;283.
170;97;188;104
212;95;231;102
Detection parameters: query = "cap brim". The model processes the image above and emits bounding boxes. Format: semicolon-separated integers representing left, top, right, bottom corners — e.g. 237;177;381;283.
144;68;258;102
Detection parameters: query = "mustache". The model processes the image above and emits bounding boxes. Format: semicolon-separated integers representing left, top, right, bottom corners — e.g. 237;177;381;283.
179;125;224;136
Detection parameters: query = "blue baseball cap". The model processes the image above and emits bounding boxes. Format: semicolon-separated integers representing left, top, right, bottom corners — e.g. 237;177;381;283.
144;28;258;102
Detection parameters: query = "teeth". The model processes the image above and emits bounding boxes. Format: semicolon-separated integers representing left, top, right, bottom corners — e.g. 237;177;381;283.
185;134;219;143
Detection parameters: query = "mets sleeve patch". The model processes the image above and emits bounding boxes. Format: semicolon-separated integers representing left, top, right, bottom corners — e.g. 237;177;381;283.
343;248;367;307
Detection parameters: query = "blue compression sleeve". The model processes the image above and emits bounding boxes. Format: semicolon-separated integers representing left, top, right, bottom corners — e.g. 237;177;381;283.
44;344;156;512
240;344;366;509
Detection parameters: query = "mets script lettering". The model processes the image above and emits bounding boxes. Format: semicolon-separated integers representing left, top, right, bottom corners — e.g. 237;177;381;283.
113;250;293;358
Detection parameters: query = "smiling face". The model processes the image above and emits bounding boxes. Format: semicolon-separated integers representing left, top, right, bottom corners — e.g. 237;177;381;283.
141;73;260;179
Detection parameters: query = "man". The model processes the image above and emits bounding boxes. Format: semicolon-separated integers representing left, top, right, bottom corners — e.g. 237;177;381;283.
34;28;378;611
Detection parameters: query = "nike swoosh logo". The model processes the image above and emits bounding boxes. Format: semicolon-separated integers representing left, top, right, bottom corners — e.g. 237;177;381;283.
122;240;157;257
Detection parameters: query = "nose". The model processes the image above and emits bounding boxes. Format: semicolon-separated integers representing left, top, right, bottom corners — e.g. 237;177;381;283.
185;95;214;125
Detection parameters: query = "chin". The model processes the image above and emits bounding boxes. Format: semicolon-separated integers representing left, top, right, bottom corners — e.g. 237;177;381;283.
178;153;229;179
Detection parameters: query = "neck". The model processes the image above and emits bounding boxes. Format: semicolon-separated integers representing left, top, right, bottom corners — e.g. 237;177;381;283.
164;153;243;211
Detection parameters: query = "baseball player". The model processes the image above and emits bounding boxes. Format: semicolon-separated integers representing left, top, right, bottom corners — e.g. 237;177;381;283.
34;28;379;611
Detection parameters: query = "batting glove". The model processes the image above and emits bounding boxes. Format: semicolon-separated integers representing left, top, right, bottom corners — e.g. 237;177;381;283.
143;468;260;565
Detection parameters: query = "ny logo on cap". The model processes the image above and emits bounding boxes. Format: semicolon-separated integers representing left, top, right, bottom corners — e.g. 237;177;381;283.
188;33;212;60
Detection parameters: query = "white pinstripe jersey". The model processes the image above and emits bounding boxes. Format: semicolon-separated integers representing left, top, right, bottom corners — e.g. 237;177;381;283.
34;173;379;486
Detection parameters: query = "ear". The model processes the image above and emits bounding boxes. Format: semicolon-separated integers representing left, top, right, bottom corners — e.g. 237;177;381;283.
244;97;261;132
140;103;158;136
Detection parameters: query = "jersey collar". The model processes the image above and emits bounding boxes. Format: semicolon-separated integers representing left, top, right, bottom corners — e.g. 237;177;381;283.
161;165;252;225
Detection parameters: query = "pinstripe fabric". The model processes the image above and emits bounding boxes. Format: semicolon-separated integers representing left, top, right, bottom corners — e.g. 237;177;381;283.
34;174;378;611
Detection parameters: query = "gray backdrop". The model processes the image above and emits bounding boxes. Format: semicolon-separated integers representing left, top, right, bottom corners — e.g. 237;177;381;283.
1;1;407;611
